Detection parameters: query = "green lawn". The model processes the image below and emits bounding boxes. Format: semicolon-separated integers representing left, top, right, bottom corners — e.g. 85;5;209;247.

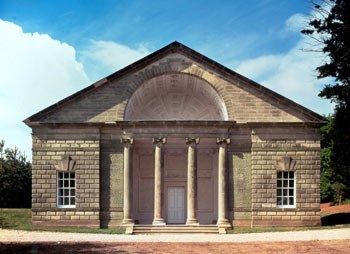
0;209;32;228
0;209;124;234
1;209;349;235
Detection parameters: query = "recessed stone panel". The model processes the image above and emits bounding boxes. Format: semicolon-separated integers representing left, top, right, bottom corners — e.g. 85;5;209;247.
138;179;154;212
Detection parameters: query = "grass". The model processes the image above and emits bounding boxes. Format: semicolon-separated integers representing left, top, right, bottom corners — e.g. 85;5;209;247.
0;208;32;228
1;208;349;235
341;199;350;205
19;226;125;234
0;209;124;234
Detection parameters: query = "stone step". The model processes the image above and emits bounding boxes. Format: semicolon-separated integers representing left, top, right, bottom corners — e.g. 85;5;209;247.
130;225;220;234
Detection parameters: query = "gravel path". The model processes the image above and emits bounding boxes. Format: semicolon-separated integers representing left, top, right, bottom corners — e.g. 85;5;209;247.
1;228;350;243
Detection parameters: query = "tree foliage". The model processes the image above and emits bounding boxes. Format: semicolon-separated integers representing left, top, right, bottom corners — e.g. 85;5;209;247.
320;115;333;201
302;0;350;104
302;0;350;202
0;140;31;208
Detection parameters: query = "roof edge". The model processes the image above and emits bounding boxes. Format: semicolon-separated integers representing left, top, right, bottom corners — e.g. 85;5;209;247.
24;42;185;124
24;41;326;124
24;120;325;129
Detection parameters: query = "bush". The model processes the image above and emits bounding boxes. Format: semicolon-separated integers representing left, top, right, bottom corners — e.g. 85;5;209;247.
0;140;31;208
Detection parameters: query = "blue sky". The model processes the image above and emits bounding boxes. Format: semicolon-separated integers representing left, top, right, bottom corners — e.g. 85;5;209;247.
0;0;333;158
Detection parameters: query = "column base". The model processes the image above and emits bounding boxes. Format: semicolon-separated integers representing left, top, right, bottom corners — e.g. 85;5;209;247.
217;219;231;234
217;219;231;228
122;219;134;226
152;218;166;226
186;219;199;226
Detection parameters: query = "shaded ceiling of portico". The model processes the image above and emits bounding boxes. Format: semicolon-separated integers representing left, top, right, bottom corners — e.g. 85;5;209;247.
124;73;227;121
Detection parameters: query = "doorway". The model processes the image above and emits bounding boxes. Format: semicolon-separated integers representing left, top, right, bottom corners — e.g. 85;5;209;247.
167;187;185;224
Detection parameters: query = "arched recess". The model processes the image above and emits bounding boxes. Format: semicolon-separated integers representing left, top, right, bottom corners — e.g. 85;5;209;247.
124;73;228;121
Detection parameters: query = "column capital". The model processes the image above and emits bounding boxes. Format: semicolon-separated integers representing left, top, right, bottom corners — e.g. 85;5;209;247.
152;137;167;144
216;137;231;145
185;137;200;145
120;137;134;145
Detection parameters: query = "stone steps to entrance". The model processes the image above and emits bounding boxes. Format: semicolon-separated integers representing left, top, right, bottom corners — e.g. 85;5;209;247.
129;225;221;234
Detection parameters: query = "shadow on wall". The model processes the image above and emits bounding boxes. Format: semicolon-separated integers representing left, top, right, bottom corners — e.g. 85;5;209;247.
100;150;112;228
321;213;350;226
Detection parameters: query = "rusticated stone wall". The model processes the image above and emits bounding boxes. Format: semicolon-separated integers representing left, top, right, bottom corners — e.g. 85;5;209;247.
249;126;321;227
31;127;100;228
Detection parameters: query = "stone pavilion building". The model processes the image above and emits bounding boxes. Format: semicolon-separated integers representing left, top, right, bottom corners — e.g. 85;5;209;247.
24;42;324;233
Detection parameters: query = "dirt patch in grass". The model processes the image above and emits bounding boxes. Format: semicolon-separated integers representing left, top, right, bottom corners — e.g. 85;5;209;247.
321;203;350;214
1;240;350;254
321;203;350;226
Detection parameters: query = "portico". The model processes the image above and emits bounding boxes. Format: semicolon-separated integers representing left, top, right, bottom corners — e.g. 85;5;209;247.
118;121;234;229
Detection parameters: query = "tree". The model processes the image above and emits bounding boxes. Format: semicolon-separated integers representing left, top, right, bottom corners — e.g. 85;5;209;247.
320;115;333;202
0;140;31;208
302;0;350;202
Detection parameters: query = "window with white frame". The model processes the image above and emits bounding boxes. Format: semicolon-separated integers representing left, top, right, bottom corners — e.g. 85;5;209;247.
57;172;76;208
276;171;295;208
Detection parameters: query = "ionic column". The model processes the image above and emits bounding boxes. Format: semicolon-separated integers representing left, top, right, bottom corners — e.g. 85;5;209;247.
121;137;134;225
152;137;167;225
216;137;231;228
186;138;200;226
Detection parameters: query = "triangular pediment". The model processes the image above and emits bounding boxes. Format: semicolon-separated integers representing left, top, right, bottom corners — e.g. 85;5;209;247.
24;41;324;125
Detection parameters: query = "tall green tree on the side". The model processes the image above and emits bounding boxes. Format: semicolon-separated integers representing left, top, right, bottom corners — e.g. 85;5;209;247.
0;140;31;208
320;115;334;202
302;0;350;203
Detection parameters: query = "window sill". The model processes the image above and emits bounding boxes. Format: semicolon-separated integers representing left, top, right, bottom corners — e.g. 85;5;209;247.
57;205;76;209
277;205;296;209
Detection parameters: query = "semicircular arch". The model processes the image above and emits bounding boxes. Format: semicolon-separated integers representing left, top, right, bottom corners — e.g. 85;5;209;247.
124;73;228;121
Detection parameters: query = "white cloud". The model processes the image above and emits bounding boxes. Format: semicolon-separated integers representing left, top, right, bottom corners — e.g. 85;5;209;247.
80;40;150;81
0;20;152;158
0;19;90;157
285;13;308;32
236;15;334;115
234;54;283;81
